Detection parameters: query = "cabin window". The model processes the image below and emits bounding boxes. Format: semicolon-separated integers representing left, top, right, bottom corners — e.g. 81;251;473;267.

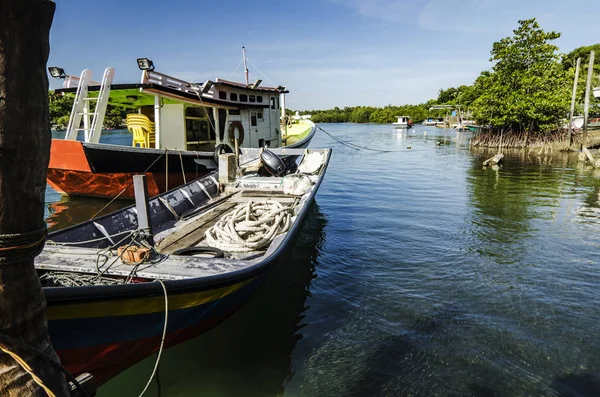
185;107;205;118
229;109;241;115
186;119;210;142
185;106;215;144
219;91;227;100
230;93;238;101
257;112;263;120
251;113;257;127
240;94;248;102
249;95;256;103
257;95;263;103
270;97;276;109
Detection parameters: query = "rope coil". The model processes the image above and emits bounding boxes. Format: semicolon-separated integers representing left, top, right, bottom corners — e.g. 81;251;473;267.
205;200;293;252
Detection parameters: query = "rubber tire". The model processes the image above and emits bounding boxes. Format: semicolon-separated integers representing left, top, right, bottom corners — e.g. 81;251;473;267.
172;246;224;258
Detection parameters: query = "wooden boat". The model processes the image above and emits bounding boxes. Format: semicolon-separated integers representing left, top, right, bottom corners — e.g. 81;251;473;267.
47;53;316;200
392;116;412;129
37;147;331;386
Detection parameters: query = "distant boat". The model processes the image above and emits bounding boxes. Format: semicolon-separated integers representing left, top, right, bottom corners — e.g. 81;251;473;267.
422;118;438;126
393;116;412;129
593;86;599;99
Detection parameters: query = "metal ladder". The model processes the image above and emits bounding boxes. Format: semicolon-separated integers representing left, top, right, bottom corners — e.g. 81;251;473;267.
64;67;114;143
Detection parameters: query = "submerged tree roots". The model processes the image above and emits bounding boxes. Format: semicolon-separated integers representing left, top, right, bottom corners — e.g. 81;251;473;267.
469;129;594;153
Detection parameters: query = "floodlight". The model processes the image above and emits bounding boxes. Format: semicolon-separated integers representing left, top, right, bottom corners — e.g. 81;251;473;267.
48;67;66;79
136;58;155;71
276;85;286;92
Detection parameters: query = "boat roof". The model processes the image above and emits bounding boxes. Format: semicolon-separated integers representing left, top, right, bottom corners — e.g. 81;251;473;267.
55;83;269;109
54;69;289;109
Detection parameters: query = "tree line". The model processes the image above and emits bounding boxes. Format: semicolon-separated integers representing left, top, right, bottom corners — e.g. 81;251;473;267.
298;19;600;136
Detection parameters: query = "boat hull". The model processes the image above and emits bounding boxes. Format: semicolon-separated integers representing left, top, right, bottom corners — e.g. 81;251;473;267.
47;269;273;385
48;129;315;199
47;140;218;199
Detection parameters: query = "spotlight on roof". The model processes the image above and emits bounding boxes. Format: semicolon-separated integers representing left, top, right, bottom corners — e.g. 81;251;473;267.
276;85;286;92
48;67;66;79
136;58;155;71
251;79;262;89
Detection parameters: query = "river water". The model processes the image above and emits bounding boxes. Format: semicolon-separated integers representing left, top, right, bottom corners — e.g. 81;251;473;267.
45;124;600;396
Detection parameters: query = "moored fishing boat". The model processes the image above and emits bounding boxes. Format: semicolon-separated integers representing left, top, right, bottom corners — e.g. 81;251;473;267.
47;52;316;200
37;147;331;386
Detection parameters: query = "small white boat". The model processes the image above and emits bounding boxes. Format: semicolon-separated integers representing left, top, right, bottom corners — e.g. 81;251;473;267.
594;86;599;99
393;116;412;129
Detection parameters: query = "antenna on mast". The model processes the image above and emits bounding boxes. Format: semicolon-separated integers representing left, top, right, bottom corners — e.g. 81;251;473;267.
242;46;249;86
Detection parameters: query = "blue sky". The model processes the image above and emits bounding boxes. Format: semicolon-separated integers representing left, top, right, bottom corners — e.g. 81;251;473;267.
49;0;600;109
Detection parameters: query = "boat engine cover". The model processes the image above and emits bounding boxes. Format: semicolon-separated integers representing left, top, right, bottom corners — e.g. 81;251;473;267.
260;149;287;176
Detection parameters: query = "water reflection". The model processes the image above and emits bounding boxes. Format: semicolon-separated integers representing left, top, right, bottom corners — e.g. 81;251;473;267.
98;202;328;396
46;195;131;232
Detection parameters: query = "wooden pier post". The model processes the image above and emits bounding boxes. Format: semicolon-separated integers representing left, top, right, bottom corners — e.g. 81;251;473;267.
0;1;71;395
583;51;595;149
567;57;581;146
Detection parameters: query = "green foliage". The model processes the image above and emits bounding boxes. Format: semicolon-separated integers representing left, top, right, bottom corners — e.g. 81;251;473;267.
302;103;442;124
48;92;132;129
561;43;600;112
470;19;571;133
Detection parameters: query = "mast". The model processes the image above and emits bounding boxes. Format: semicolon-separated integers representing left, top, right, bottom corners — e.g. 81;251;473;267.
243;46;249;86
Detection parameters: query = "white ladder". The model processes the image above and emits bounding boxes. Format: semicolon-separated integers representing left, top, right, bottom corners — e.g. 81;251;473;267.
64;68;114;143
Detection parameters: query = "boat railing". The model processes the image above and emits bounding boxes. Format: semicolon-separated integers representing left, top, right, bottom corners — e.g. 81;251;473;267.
63;74;101;89
143;70;213;97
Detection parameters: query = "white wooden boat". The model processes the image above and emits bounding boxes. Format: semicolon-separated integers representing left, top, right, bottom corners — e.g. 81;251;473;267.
393;116;412;129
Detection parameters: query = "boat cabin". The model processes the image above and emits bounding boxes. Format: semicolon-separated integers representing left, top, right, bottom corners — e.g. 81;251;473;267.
54;66;289;152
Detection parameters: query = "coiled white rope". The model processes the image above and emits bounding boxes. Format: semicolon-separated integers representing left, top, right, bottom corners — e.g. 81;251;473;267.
205;200;293;252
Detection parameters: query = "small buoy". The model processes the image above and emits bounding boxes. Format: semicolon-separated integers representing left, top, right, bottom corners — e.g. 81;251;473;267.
424;131;427;135
407;146;411;149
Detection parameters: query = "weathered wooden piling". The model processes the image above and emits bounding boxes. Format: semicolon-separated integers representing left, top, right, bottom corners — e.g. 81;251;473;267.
567;57;581;146
583;51;595;148
0;1;71;395
483;153;504;166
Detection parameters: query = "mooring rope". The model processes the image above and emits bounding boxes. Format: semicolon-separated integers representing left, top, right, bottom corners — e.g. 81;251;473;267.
0;332;89;397
138;279;168;397
205;200;293;252
0;226;47;264
316;124;405;153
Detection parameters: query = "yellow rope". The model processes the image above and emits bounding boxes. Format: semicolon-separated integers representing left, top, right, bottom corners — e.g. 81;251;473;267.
0;343;56;397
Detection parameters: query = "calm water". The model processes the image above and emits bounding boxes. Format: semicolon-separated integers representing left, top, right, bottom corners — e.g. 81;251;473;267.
45;125;600;396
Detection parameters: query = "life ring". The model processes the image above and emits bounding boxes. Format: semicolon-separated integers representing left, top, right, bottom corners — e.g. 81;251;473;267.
228;121;244;146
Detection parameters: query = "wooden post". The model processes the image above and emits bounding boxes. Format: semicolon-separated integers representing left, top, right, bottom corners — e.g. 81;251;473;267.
133;175;154;245
567;57;581;146
0;1;71;395
583;51;595;148
218;153;237;183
